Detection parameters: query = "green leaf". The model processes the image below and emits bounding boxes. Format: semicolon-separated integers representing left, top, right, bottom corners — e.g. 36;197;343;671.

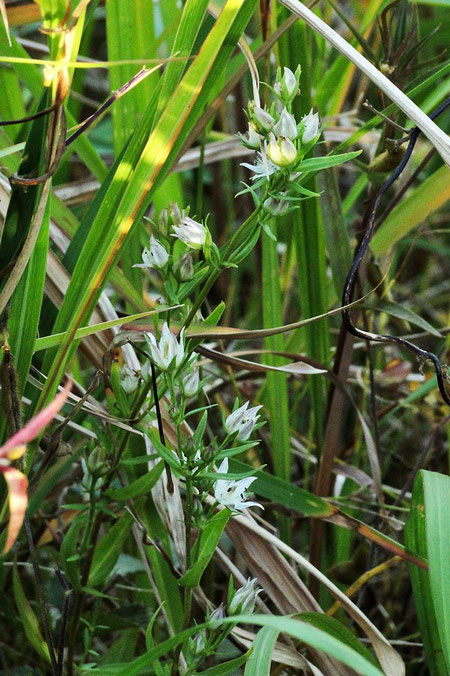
406;471;450;674
368;300;442;338
199;650;252;675
229;459;335;517
298;612;379;667
300;150;362;173
13;564;51;663
61;518;85;590
108;614;384;676
33;308;176;352
178;510;231;588
88;511;134;588
36;0;259;418
244;626;278;675
371;166;450;255
106;461;164;501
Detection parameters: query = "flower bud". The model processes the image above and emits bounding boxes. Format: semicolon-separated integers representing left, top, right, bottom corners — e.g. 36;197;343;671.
209;603;225;622
263;195;290;216
120;364;139;394
173;253;194;282
267;133;297;167
301;109;319;144
273;108;298;140
189;632;206;656
86;446;107;477
182;369;200;398
274;66;301;104
238;124;263;150
250;104;275;134
229;578;261;615
159;208;168;234
170;203;182;226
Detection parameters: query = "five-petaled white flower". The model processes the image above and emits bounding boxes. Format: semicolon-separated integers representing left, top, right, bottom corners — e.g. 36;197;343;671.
172;216;207;250
133;235;168;269
146;322;185;371
225;401;262;440
213;457;262;511
301;109;319;144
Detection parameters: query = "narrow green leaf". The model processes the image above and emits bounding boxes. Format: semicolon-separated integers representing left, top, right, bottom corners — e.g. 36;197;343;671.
88;511;134;588
199;650;251;675
298;612;379;667
369;300;442;338
12;564;51;663
60;518;85;590
178;510;231;588
300;150;361;173
106;461;164;501
405;470;447;675
244;626;278;676
422;471;450;671
229;459;335;517
371;166;450;255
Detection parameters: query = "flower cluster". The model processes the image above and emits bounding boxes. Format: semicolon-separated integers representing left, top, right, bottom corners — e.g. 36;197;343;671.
238;65;323;214
133;204;212;281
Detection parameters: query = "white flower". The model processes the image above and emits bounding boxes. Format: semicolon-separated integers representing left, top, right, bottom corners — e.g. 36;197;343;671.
172;216;207;250
301;109;319;144
273;108;298;141
229;577;261;615
182;369;200;398
225;401;262;440
241;152;279;181
213;457;262;511
238;124;263;150
146;322;185;371
133;235;168;270
120;364;139;394
268;132;297;167
251;106;275;133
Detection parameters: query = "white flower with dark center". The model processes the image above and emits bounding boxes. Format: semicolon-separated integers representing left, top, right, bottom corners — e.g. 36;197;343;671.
146;322;184;371
273;108;298;141
225;401;262;440
172;216;207;250
213;457;262;511
301;109;319;144
133;235;168;269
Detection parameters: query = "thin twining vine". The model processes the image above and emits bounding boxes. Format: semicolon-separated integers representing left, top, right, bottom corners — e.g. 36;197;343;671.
342;96;450;406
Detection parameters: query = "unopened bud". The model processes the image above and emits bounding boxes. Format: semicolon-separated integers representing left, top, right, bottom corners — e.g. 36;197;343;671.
170;203;182;226
267;133;297;167
250;104;275;134
173;253;194;281
273;108;298;141
182;369;200;397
